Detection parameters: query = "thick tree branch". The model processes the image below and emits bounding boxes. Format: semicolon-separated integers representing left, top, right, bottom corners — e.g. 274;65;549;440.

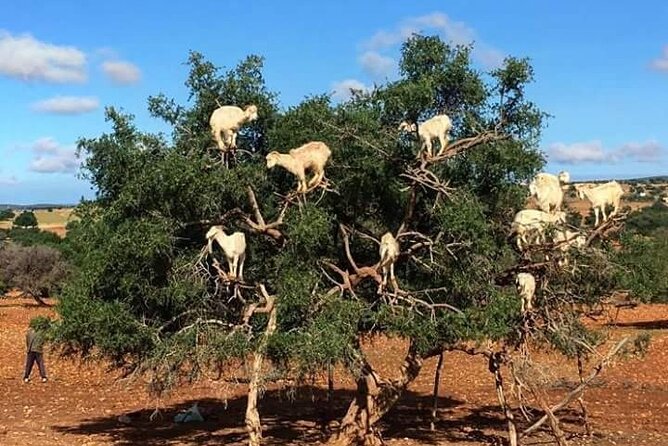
242;186;288;241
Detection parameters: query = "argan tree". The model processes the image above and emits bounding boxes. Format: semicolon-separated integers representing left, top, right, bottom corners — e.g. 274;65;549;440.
53;35;631;446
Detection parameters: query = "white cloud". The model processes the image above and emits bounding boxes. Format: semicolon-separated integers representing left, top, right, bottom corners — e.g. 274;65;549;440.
616;140;663;162
651;45;668;72
102;60;141;85
27;137;80;174
0;30;86;83
361;12;504;69
359;51;396;78
548;140;664;165
31;96;99;115
0;175;18;186
549;141;609;164
331;79;370;101
32;137;61;154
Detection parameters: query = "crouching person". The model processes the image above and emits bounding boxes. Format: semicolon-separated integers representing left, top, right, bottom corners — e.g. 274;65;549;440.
23;318;50;383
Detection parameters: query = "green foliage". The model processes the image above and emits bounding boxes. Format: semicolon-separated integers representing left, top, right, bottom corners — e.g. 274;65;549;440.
29;316;52;332
13;211;38;228
52;34;622;401
6;228;62;249
625;201;668;236
616;228;668;302
0;209;15;220
615;203;668;302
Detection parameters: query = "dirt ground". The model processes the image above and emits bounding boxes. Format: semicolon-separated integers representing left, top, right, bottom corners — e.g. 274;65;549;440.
1;297;668;445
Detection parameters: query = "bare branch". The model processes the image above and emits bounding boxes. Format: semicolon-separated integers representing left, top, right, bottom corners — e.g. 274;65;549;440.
432;130;510;162
339;225;360;273
247;186;266;227
520;336;631;438
241;187;287;241
318;120;392;158
176;318;235;335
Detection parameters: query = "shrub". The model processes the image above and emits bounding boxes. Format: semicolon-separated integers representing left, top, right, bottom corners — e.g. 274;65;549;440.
0;209;15;221
0;244;69;302
7;228;62;249
625;201;668;236
617;228;668;302
13;211;38;228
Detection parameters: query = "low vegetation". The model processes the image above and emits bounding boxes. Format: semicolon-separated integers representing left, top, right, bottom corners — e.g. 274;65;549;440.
0;209;15;221
616;202;668;302
13;210;38;228
0;244;69;304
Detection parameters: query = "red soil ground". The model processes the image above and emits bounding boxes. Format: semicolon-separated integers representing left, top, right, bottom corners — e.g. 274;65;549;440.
1;297;668;445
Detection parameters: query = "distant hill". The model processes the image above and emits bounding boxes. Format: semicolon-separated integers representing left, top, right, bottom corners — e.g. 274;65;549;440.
620;175;668;184
0;204;76;210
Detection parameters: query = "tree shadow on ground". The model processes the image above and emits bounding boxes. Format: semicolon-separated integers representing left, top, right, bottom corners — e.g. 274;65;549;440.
52;386;590;445
50;386;499;445
607;319;668;330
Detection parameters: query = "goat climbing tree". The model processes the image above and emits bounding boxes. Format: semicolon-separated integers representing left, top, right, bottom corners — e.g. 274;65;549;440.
53;36;635;446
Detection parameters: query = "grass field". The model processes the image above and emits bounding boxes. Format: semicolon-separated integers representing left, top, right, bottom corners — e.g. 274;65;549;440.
0;208;75;237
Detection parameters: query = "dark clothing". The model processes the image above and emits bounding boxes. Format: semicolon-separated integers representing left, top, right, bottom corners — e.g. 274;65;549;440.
23;351;47;380
24;328;47;380
26;328;45;353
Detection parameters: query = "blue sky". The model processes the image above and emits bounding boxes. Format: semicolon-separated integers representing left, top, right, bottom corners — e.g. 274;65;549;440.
0;0;666;204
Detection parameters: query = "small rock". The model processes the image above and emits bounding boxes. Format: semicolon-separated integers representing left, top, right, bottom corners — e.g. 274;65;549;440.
117;415;132;424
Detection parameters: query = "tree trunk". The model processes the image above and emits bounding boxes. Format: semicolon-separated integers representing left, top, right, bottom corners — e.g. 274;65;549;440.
576;354;592;436
327;343;425;446
245;296;277;446
489;353;518;446
431;352;445;431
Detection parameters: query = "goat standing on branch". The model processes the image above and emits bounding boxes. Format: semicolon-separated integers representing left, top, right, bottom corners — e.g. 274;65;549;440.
205;226;247;281
516;273;536;314
529;172;567;213
209;104;258;153
399;114;452;159
511;209;566;251
379;232;400;292
550;229;586;266
575;181;623;226
558;171;570;186
266;141;331;193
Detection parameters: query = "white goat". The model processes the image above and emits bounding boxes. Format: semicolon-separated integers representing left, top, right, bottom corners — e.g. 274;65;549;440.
552;229;586;252
511;209;567;250
550;229;586;266
379;232;400;291
205;226;246;280
266;141;332;193
558;171;570;185
398;114;453;158
529;173;564;213
574;181;623;226
209;104;258;151
516;273;536;313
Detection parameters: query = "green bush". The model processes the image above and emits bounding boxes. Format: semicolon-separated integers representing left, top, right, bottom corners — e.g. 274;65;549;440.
7;228;62;249
625;201;668;236
13;211;38;228
617;228;668;302
0;209;15;221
